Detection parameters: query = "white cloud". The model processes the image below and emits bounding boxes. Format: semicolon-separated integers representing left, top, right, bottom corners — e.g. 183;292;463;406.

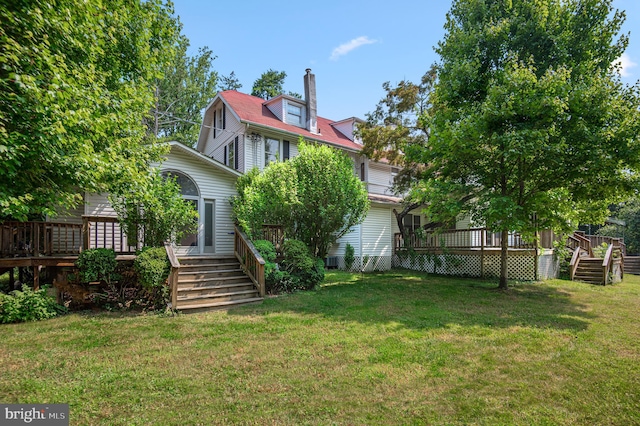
330;36;377;61
617;53;637;77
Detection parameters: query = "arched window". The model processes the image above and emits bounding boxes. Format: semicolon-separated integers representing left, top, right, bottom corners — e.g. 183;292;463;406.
162;170;199;246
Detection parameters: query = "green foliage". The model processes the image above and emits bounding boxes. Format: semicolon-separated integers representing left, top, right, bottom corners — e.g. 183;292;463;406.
251;240;281;294
218;71;243;91
233;141;369;258
76;249;118;285
133;247;171;310
597;199;640;254
424;0;640;287
150;36;218;145
0;285;67;324
344;243;355;271
253;240;277;263
110;170;198;247
592;243;610;259
251;69;287;99
280;240;325;291
134;247;170;289
0;0;181;220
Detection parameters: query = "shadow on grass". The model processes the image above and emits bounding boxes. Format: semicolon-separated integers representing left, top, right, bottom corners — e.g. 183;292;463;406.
230;269;595;332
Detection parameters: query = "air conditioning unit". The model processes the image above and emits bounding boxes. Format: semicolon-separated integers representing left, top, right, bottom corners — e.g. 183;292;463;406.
325;256;338;269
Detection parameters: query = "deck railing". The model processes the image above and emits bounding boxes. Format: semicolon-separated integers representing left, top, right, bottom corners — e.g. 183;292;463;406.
234;225;266;297
394;228;538;252
261;224;285;255
1;221;83;257
0;216;143;258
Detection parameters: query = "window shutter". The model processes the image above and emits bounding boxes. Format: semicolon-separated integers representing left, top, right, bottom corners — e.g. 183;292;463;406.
222;104;226;129
213;110;217;138
283;140;290;160
223;145;227;166
234;136;239;169
360;163;365;181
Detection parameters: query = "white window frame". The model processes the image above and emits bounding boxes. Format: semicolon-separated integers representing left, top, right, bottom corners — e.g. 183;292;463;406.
264;137;280;166
227;140;235;168
286;101;304;127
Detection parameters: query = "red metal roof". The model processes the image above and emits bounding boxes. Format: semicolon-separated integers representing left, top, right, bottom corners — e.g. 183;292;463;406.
219;90;363;152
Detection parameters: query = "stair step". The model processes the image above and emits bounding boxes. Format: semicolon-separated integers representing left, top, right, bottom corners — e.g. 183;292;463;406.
178;269;244;280
178;281;255;291
178;284;256;297
178;276;251;287
178;289;258;300
176;297;263;312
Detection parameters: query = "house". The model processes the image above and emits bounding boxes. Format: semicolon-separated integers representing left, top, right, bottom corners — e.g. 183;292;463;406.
195;69;423;271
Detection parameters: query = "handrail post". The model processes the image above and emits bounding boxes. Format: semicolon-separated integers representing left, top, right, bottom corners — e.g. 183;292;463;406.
82;216;90;252
164;242;180;309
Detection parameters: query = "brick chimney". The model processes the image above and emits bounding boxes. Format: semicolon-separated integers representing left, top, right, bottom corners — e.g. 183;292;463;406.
304;69;318;134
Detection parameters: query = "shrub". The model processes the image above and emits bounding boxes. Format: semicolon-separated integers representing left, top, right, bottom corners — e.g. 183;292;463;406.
134;247;171;310
281;239;324;291
252;240;281;294
76;248;118;285
0;285;67;323
344;243;355;271
135;247;170;289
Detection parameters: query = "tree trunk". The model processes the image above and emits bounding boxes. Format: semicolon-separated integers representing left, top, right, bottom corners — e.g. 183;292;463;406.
499;229;509;289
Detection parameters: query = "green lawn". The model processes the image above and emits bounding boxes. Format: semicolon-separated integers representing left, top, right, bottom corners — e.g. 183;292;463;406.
2;270;639;425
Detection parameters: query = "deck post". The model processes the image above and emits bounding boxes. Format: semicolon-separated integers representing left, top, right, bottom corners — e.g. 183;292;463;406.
82;217;90;251
534;230;539;281
9;267;14;291
480;229;485;278
33;264;40;291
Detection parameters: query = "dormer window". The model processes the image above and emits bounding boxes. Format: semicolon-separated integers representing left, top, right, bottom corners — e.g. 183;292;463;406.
286;102;303;127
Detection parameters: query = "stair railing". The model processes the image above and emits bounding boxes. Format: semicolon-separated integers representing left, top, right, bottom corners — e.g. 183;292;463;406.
234;226;266;297
602;244;623;285
164;242;181;308
569;246;583;281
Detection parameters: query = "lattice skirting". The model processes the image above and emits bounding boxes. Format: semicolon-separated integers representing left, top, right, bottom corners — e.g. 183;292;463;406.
332;256;392;272
392;250;560;281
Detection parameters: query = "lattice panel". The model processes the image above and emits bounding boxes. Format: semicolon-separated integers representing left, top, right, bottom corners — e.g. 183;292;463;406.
336;256;391;272
483;253;536;280
395;251;539;281
393;254;482;277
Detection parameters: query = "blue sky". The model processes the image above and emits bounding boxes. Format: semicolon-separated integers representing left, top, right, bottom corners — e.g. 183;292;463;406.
174;0;640;122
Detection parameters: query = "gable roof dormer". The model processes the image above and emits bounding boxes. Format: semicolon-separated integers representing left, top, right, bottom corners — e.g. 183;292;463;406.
331;117;365;143
263;94;308;129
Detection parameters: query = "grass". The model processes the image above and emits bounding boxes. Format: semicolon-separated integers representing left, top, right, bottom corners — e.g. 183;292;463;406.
1;270;640;425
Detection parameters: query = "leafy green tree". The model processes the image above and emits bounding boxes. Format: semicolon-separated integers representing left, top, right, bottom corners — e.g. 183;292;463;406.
233;141;369;258
0;0;180;220
597;199;640;254
149;36;218;145
424;0;640;288
110;171;198;247
218;71;243;91
251;69;286;99
357;66;442;239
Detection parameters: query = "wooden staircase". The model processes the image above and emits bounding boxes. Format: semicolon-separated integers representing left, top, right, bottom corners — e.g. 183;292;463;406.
174;255;262;312
572;257;605;284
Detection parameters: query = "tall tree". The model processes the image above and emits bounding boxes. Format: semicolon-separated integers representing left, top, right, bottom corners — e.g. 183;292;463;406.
0;0;181;220
250;69;302;100
233;141;369;258
251;69;287;100
218;71;243;91
425;0;640;288
357;66;437;239
149;35;218;145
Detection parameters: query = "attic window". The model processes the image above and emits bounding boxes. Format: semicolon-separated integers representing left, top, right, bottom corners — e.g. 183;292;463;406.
286;103;303;126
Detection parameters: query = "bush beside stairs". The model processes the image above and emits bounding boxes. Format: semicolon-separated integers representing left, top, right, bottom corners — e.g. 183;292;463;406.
174;255;262;313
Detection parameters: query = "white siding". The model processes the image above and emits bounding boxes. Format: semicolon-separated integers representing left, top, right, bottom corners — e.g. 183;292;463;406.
264;98;284;121
162;148;238;256
368;162;393;195
85;193;117;217
200;101;245;171
361;205;393;271
332;120;355;141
